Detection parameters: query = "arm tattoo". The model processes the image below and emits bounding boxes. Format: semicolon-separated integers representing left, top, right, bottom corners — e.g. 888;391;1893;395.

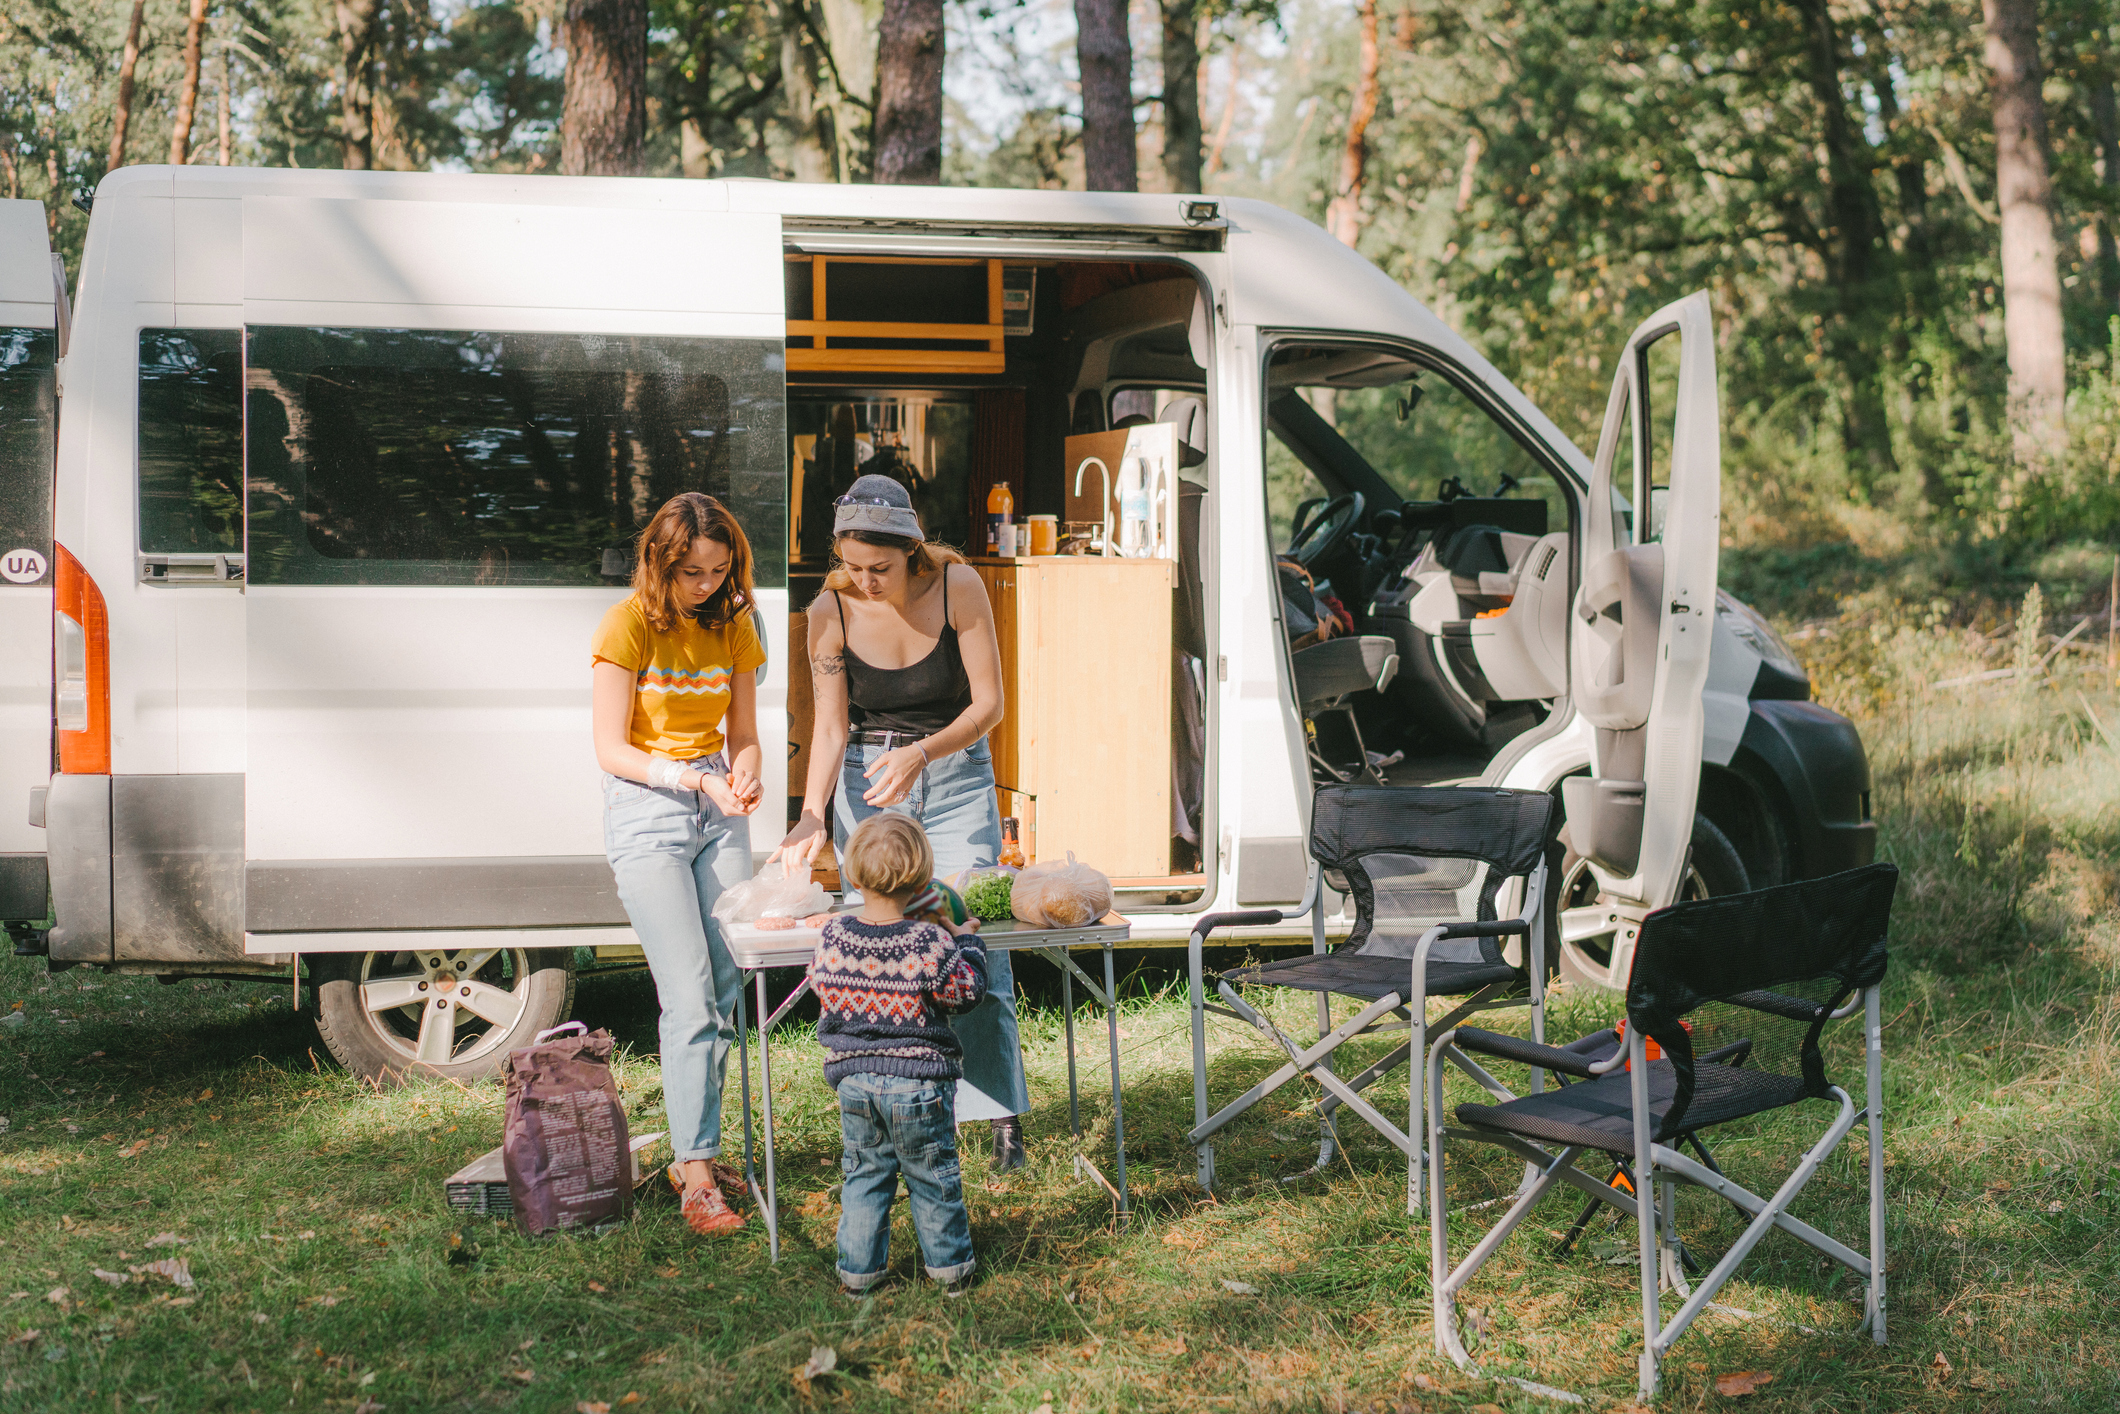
812;653;845;678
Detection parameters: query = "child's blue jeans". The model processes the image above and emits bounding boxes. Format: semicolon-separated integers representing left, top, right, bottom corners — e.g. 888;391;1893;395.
834;1072;976;1289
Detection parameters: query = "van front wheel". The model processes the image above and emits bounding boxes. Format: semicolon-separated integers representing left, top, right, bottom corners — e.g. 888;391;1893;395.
312;946;578;1085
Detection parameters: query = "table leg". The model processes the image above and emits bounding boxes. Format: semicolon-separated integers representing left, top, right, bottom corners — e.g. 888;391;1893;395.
736;980;759;1210
1062;962;1080;1142
1104;941;1128;1219
756;970;779;1263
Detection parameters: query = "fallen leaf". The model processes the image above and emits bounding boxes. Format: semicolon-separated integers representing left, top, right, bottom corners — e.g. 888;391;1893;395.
617;1396;643;1408
59;1214;83;1233
656;1267;680;1279
1713;1371;1775;1397
576;1404;611;1414
1932;1352;1953;1375
1218;1279;1260;1295
128;1259;194;1291
587;1281;608;1293
252;1312;269;1324
45;1287;70;1307
118;1139;150;1158
5;1329;37;1346
800;1345;836;1379
1411;1374;1442;1391
297;1230;315;1240
508;1367;535;1385
91;1269;130;1287
198;1089;213;1102
354;1401;384;1414
797;1188;836;1219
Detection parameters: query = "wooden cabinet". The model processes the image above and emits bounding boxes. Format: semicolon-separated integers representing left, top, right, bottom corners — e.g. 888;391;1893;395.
973;556;1174;879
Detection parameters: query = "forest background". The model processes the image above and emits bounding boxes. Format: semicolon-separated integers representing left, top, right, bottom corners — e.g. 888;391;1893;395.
6;0;2120;619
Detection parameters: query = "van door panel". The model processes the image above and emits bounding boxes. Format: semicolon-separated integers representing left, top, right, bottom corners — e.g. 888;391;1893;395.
111;773;244;960
238;201;788;892
0;199;58;920
1563;292;1721;971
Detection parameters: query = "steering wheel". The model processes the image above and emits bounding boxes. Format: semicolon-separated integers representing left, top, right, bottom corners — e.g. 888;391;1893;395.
1286;491;1366;569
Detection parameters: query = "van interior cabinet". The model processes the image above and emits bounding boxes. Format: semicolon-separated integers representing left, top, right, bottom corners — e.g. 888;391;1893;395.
974;557;1175;880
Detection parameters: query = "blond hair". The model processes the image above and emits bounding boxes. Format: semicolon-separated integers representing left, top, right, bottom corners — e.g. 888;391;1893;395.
841;814;934;900
819;531;967;595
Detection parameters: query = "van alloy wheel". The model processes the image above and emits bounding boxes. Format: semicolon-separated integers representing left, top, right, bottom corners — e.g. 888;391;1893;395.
311;947;577;1084
1555;812;1746;991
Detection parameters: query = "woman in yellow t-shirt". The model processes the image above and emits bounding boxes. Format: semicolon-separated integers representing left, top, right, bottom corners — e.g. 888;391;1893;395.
591;492;766;1237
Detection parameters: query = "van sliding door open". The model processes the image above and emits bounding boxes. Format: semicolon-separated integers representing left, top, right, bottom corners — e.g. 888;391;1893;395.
238;196;787;950
0;200;59;931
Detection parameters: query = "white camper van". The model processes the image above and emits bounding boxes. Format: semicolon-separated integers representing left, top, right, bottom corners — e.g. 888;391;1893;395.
0;172;1872;1082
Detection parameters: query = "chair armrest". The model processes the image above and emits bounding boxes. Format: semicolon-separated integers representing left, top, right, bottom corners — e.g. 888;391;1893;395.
1433;917;1532;941
1727;988;1831;1022
1453;1026;1603;1079
1189;910;1286;947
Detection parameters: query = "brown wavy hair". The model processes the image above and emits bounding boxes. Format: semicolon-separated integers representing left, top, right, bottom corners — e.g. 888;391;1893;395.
632;492;756;632
820;530;966;595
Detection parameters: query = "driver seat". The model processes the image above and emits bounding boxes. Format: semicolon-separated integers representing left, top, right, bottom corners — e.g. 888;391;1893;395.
1294;636;1399;785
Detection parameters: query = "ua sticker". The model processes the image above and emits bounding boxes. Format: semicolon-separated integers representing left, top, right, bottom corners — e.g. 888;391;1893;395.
1;548;47;584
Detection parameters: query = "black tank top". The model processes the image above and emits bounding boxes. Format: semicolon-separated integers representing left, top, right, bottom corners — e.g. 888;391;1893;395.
837;571;974;737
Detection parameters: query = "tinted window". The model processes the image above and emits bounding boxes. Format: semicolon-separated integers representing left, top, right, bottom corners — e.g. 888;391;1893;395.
245;327;787;588
0;328;56;584
139;329;244;555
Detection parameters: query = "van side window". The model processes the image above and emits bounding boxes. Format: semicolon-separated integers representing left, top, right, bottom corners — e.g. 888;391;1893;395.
139;329;244;555
0;328;57;583
243;327;787;587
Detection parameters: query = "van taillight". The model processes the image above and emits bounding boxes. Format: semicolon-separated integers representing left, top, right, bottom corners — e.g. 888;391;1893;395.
53;544;110;774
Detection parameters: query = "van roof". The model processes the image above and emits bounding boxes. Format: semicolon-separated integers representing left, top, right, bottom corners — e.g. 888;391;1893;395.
92;166;1593;484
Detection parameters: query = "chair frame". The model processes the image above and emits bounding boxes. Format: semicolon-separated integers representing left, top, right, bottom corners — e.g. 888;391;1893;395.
1424;958;1888;1400
1185;853;1550;1215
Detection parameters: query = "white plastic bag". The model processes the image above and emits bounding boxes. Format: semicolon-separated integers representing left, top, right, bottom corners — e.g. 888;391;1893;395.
711;863;831;926
1010;852;1113;929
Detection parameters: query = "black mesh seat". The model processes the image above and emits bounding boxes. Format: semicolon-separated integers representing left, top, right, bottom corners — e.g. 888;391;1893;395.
1424;864;1899;1402
1456;1060;1808;1157
1230;952;1522;1003
1185;785;1559;1213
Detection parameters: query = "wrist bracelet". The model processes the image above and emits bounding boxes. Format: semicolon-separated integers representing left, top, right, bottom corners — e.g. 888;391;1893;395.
917;742;931;765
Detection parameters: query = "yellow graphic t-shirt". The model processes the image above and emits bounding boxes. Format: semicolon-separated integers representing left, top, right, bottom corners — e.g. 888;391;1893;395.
591;598;766;759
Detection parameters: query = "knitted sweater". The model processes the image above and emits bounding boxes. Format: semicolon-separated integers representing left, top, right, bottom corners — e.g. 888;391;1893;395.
809;914;989;1085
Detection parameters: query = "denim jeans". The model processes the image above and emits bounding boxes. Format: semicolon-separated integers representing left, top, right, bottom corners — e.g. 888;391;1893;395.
834;1072;976;1288
603;759;751;1162
834;738;1029;1121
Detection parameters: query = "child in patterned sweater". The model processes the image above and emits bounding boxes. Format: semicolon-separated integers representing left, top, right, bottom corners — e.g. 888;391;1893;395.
808;813;987;1295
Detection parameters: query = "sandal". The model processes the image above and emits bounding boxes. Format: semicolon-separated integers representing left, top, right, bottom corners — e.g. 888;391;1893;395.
666;1162;745;1235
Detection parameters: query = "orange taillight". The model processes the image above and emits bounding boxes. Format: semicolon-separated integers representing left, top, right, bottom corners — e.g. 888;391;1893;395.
53;543;110;774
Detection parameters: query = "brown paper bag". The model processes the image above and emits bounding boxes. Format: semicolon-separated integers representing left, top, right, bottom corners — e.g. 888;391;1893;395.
502;1022;633;1237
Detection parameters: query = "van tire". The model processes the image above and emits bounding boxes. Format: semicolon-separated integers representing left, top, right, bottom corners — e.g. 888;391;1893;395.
1556;810;1747;989
311;946;578;1085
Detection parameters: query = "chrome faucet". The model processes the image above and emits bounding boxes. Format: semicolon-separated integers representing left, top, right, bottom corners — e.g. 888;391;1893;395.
1073;456;1114;557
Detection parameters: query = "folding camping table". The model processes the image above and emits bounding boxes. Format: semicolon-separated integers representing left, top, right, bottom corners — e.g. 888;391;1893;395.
724;913;1134;1261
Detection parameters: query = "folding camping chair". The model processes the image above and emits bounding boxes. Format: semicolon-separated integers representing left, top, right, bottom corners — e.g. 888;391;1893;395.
1185;785;1558;1214
1423;863;1898;1401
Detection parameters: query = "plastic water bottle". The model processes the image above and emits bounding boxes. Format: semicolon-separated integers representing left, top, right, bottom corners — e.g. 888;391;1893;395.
1118;458;1150;557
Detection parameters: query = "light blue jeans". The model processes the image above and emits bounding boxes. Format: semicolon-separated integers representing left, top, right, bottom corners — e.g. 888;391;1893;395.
604;759;751;1162
835;1072;976;1288
834;737;1030;1119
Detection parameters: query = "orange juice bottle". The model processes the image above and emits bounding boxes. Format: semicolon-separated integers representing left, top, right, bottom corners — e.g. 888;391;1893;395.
999;817;1026;868
986;481;1015;556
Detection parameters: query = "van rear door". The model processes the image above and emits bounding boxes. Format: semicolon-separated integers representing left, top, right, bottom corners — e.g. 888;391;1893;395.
1561;291;1721;987
238;194;786;945
0;200;60;927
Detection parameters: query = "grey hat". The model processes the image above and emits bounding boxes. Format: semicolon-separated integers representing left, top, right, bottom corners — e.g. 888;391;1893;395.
833;473;924;541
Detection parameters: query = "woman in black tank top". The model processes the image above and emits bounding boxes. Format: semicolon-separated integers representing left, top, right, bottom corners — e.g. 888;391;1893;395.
769;475;1030;1168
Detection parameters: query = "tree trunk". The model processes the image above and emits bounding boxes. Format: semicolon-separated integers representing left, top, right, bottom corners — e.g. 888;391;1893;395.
1160;0;1201;192
561;0;648;176
0;141;17;201
1792;0;1899;485
218;35;233;165
336;0;381;170
107;0;148;172
1075;0;1137;191
1983;0;2066;462
780;1;837;182
2093;69;2120;312
872;0;944;184
169;0;210;166
1323;0;1379;247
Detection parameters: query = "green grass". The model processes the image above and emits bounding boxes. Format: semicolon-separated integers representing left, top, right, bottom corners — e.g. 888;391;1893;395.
4;602;2120;1411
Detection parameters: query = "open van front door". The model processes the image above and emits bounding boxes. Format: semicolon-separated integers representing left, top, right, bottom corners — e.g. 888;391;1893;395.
1559;291;1721;990
0;201;61;932
238;192;786;1072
